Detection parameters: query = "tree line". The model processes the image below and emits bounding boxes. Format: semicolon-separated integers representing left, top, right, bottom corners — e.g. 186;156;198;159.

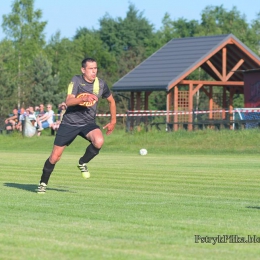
0;0;260;117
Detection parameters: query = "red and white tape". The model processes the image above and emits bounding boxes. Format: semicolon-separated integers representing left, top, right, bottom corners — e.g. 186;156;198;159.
96;109;260;117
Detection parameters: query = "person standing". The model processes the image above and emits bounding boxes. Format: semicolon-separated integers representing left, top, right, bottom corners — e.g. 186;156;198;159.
37;57;116;193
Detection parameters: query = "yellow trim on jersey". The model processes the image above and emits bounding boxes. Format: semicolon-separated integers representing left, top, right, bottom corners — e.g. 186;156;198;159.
67;82;74;95
93;77;99;95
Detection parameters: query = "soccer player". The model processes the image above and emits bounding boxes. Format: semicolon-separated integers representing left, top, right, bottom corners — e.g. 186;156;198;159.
37;57;116;193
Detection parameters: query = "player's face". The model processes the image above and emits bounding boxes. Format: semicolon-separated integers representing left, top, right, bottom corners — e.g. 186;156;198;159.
81;61;97;83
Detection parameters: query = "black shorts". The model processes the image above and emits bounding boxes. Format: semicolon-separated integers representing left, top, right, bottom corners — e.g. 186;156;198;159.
54;123;100;147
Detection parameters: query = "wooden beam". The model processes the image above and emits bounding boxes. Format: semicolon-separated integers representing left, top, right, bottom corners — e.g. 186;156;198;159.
226;59;244;81
192;83;203;96
180;80;244;86
206;60;223;81
222;47;227;81
201;86;210;97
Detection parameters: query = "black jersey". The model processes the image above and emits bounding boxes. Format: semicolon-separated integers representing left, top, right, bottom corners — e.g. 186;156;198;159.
61;75;111;126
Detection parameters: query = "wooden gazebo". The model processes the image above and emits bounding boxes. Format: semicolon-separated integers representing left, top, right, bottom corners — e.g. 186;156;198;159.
112;34;260;130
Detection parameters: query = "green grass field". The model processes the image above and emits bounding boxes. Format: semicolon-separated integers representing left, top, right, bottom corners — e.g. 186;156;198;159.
0;129;260;259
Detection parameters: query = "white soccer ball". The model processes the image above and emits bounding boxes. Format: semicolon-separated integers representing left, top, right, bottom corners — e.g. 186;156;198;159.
139;148;148;156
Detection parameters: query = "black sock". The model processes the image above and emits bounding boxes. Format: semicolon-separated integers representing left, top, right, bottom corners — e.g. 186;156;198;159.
79;143;100;164
40;158;55;185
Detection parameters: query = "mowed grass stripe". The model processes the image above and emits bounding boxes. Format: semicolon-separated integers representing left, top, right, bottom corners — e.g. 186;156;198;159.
1;153;259;198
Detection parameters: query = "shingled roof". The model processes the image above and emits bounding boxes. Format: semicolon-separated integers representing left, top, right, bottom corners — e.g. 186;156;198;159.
112;34;260;92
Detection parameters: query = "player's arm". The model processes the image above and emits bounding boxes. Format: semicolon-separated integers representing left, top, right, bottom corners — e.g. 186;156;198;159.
65;93;98;107
65;78;98;107
103;94;116;135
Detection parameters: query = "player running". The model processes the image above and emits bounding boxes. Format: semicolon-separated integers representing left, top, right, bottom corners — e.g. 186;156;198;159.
37;57;116;193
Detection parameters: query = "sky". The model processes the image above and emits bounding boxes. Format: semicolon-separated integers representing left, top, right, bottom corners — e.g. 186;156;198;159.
0;0;259;41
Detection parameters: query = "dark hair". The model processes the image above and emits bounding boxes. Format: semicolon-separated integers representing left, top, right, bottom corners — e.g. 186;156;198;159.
81;57;97;68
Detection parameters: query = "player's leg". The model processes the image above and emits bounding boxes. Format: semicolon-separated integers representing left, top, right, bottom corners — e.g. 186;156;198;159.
77;127;104;178
80;128;104;163
37;124;79;193
37;145;66;193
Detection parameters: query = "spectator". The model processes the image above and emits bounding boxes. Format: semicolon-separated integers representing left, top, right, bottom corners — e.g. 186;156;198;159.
26;106;37;126
36;104;54;136
5;108;19;133
34;106;40;117
35;104;46;129
16;107;26;132
37;104;45;118
51;102;67;131
23;115;37;137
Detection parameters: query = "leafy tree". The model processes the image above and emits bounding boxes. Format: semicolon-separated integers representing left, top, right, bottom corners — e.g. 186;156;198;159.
0;40;17;116
250;12;260;56
45;32;81;93
1;0;47;108
158;13;200;45
99;4;155;75
74;27;96;40
198;5;259;52
25;54;64;108
157;6;260;53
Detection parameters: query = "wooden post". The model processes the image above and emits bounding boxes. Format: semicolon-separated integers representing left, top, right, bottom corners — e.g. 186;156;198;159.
188;83;193;131
130;92;135;110
166;91;170;124
209;86;213;119
229;87;234;129
130;92;135;131
136;92;141;110
174;86;178;131
144;91;151;128
222;86;227;119
144;92;151;110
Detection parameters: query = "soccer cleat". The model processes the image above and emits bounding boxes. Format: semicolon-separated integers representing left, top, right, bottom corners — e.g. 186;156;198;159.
77;163;90;179
37;182;47;193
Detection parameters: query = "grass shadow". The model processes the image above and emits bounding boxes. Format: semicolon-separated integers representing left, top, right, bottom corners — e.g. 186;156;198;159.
4;182;73;193
246;206;260;210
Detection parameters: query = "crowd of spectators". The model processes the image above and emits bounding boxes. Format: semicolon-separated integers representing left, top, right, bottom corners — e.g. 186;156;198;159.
3;102;67;136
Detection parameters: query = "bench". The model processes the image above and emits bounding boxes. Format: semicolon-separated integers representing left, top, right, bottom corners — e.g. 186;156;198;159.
167;119;260;131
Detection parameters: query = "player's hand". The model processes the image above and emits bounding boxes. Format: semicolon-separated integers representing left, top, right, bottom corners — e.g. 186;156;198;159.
103;122;116;135
81;94;98;103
